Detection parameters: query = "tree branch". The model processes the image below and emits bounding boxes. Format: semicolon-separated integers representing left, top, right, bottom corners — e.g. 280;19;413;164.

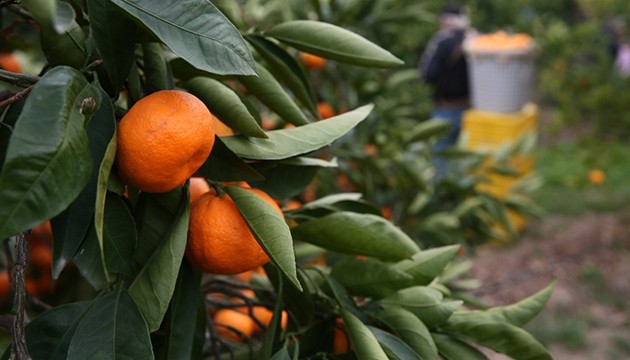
0;69;39;88
0;84;34;109
11;232;30;360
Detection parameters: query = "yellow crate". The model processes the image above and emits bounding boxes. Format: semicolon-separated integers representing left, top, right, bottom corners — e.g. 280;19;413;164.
461;104;538;151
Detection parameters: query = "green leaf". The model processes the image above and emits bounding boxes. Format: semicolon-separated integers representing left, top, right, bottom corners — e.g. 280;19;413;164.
404;119;451;143
340;308;388;360
270;347;291;360
128;187;190;332
447;282;556;327
142;42;169;93
375;306;438;360
110;0;255;76
67;289;154;359
369;326;422;360
380;287;462;328
0;66;97;240
93;128;117;276
238;64;310;126
165;260;203;360
51;85;116;278
132;188;185;267
249;162;318;200
330;257;413;298
266;265;315;328
439;321;552;360
183;77;267;138
245;34;318;117
225;186;301;291
222;104;372;160
73;223;109;290
392;245;460;286
196;136;264;182
40;20;88;68
86;0;137;93
265;20;403;68
26;301;92;360
291;211;420;261
102;192;136;276
260;269;285;359
431;333;488;360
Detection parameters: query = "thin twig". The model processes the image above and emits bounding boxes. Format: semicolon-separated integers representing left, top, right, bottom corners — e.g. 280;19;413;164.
0;84;34;109
11;232;30;360
0;69;39;88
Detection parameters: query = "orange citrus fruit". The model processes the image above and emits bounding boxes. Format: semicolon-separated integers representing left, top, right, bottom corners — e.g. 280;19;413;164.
0;52;20;73
186;188;282;274
317;102;336;119
188;177;212;203
588;169;605;185
213;308;256;342
29;242;53;271
116;90;216;193
299;52;327;70
29;221;52;244
0;272;10;299
333;318;350;354
252;306;288;332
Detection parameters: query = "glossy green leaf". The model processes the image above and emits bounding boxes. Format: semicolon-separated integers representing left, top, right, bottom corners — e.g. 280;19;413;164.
392;245;460;286
249;163;318;200
93;128;117;275
225;186;301;291
238;64;309;126
184;77;267;138
128;187;190;332
291;211;420;261
73;223;109;290
246;34;318;117
26;301;92;360
222;104;372;160
440;320;552;360
142;42;169;93
375;306;438;360
51;85;116;278
324;275;367;322
165;261;202;360
40;20;88;69
103;192;136;276
0;66;97;240
110;0;255;75
196;136;264;182
448;282;556;327
404;119;451;143
265;265;315;328
132;188;185;267
265;20;403;68
330;257;413;298
129;188;190;332
431;333;488;360
381;287;462;328
270;347;291;360
87;0;136;93
368;326;422;360
67;289;154;359
341;308;388;360
260;269;285;359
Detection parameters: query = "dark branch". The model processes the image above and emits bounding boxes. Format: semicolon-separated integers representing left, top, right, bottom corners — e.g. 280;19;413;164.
11;232;30;360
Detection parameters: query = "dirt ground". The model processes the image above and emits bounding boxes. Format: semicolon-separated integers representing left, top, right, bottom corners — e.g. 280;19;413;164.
469;210;630;359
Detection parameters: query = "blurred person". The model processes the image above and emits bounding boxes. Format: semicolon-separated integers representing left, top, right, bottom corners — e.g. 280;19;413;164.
419;3;472;179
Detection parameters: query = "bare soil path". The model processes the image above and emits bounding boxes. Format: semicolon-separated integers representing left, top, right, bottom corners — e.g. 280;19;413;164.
468;210;630;359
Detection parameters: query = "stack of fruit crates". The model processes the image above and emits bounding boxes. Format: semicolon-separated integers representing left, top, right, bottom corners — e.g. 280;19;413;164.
460;103;538;234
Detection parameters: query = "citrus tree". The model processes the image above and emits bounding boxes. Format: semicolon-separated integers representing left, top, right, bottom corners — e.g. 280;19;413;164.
0;1;554;359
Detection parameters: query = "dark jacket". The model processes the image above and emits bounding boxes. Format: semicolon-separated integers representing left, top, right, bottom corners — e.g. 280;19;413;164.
419;28;469;103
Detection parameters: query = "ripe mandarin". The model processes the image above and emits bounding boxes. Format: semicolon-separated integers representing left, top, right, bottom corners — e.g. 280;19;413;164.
186;188;282;274
116;90;215;193
299;52;327;70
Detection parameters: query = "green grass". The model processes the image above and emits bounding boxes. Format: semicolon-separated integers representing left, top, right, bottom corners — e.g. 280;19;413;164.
532;139;630;214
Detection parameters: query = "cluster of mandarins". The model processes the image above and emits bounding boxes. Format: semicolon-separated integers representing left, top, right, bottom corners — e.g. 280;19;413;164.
468;31;534;52
115;89;301;343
